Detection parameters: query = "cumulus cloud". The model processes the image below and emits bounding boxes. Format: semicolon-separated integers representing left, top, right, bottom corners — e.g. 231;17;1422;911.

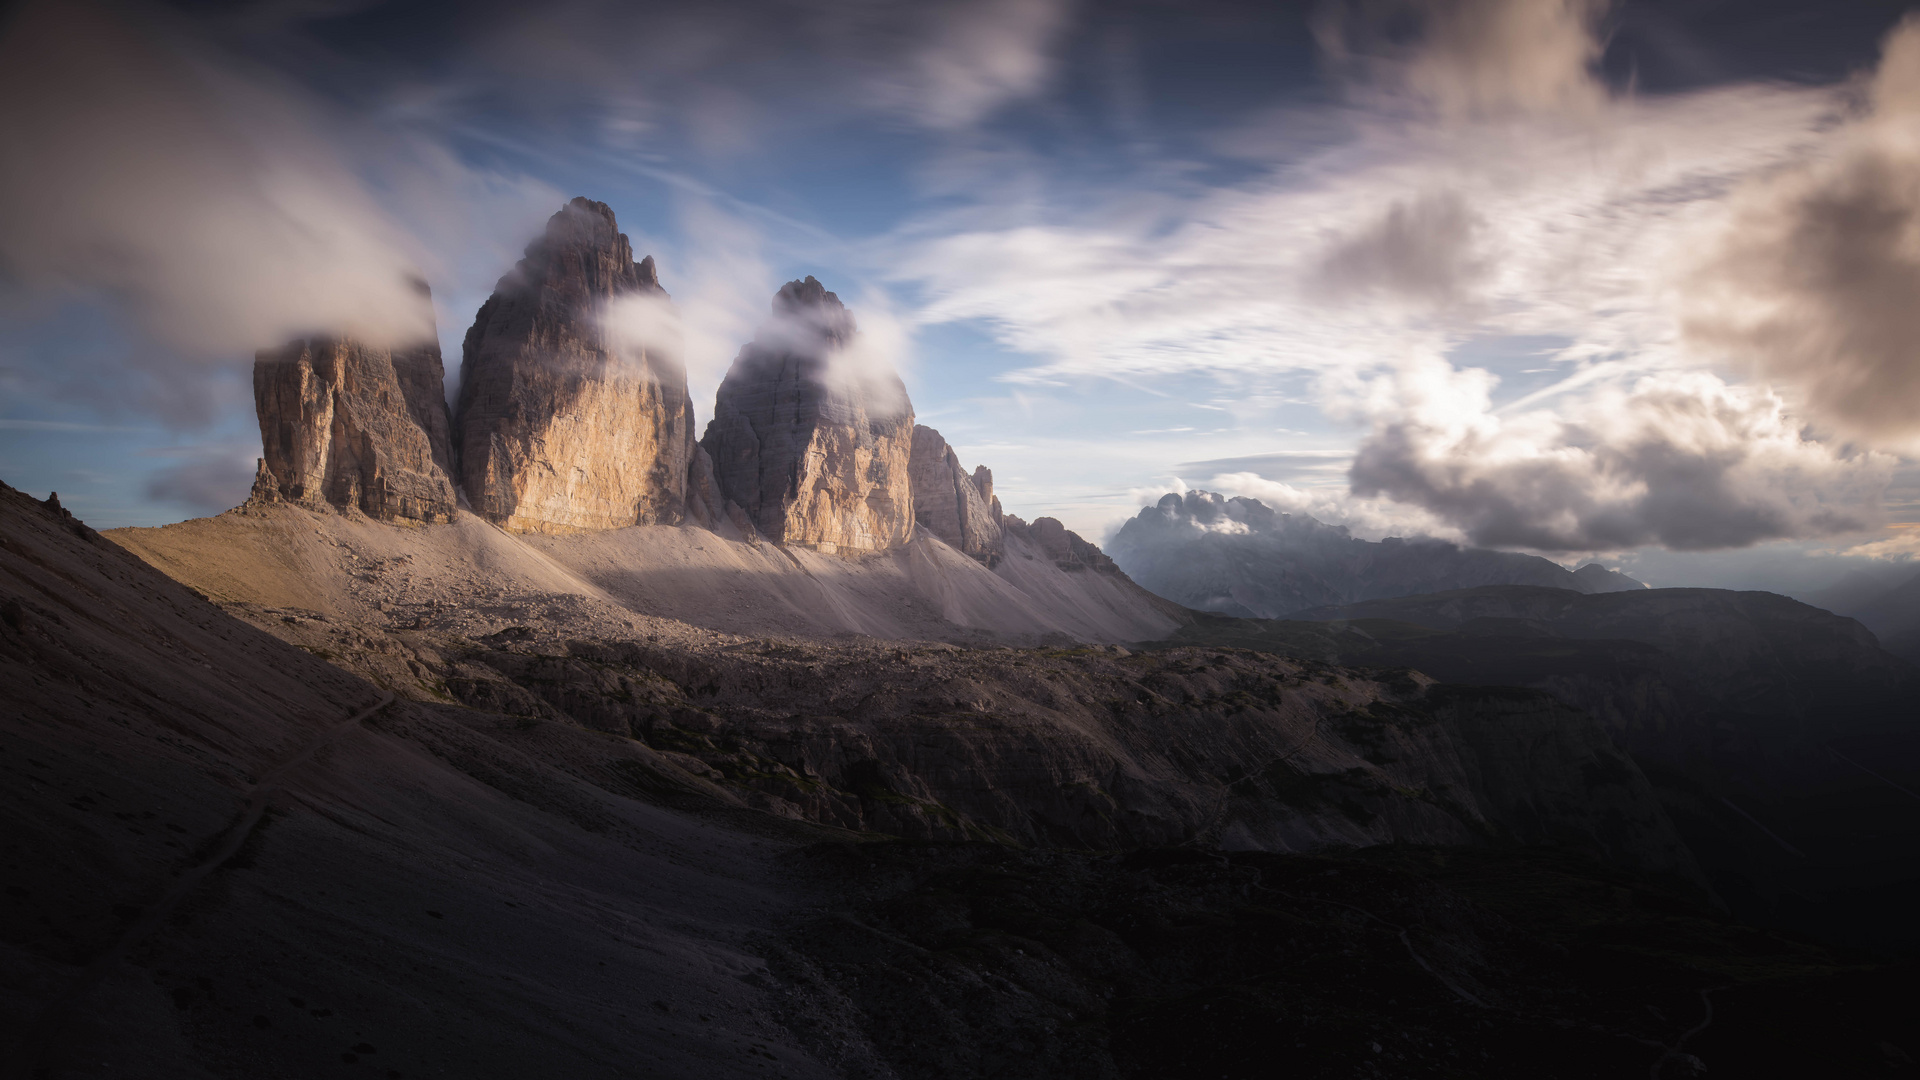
1346;359;1890;551
1683;16;1920;449
1317;0;1612;120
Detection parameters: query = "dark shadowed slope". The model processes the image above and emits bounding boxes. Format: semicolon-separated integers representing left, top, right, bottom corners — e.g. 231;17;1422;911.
1156;584;1920;949
0;480;854;1080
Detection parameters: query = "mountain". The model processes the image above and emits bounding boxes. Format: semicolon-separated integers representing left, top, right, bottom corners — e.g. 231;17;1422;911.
455;197;702;533
1157;584;1920;947
249;282;459;523
700;277;914;551
1817;566;1920;664
1108;490;1642;617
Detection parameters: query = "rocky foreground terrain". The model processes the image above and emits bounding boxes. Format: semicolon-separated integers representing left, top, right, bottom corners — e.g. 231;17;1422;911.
1162;586;1920;949
8;482;1918;1078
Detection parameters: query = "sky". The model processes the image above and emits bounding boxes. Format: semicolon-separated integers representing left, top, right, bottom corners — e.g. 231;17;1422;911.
5;0;1920;599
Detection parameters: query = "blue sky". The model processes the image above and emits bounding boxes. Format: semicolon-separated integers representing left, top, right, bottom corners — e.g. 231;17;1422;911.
5;0;1920;596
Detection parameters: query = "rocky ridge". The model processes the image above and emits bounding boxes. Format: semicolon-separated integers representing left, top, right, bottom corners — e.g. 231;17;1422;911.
1108;490;1643;619
250;286;459;524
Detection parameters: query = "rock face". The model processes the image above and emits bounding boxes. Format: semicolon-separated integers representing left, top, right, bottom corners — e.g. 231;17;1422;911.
1003;514;1123;574
909;425;1002;562
251;303;459;524
700;277;915;552
454;197;697;533
1108;490;1643;617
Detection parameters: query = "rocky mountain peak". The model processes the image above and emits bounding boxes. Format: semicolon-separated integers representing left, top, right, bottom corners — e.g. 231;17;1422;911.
454;198;698;533
1111;489;1645;618
250;281;459;525
700;278;914;552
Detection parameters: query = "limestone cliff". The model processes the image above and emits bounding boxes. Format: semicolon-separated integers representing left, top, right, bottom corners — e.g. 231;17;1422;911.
251;298;459;524
700;277;914;552
455;197;698;533
909;424;1002;563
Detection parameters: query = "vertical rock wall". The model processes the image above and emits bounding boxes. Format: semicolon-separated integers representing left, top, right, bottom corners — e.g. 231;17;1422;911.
454;197;697;533
700;278;916;552
252;311;459;524
909;424;1003;563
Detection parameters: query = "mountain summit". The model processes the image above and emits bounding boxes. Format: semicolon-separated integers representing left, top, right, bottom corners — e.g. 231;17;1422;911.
455;197;700;533
700;277;916;552
249;281;459;524
1108;490;1643;617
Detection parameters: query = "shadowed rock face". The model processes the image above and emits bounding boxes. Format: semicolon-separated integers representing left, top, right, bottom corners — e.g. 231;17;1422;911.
252;297;459;524
700;277;914;552
455;197;697;533
909;425;1002;563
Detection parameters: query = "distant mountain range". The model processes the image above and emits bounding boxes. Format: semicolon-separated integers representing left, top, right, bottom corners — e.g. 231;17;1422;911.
1107;490;1643;618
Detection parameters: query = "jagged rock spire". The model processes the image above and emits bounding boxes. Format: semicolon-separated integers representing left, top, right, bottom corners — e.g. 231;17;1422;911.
251;280;459;524
699;277;915;552
454;197;700;533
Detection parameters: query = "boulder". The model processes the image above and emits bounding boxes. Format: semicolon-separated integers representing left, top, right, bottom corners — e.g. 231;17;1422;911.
454;197;698;533
699;277;914;552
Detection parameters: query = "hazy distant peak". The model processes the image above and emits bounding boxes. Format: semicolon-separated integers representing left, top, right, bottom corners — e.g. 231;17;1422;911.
1573;562;1647;592
1113;489;1640;618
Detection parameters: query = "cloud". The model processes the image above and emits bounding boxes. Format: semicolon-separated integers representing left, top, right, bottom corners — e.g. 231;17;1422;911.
890;82;1832;385
475;0;1073;142
1682;15;1920;449
1346;359;1890;551
1838;530;1920;561
0;2;430;354
0;0;559;427
1310;190;1486;310
883;0;1074;129
143;448;256;516
1317;0;1612;120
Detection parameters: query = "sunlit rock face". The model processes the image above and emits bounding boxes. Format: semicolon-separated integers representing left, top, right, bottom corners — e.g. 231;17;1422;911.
454;197;697;533
700;277;915;552
252;298;459;523
909;424;1002;563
